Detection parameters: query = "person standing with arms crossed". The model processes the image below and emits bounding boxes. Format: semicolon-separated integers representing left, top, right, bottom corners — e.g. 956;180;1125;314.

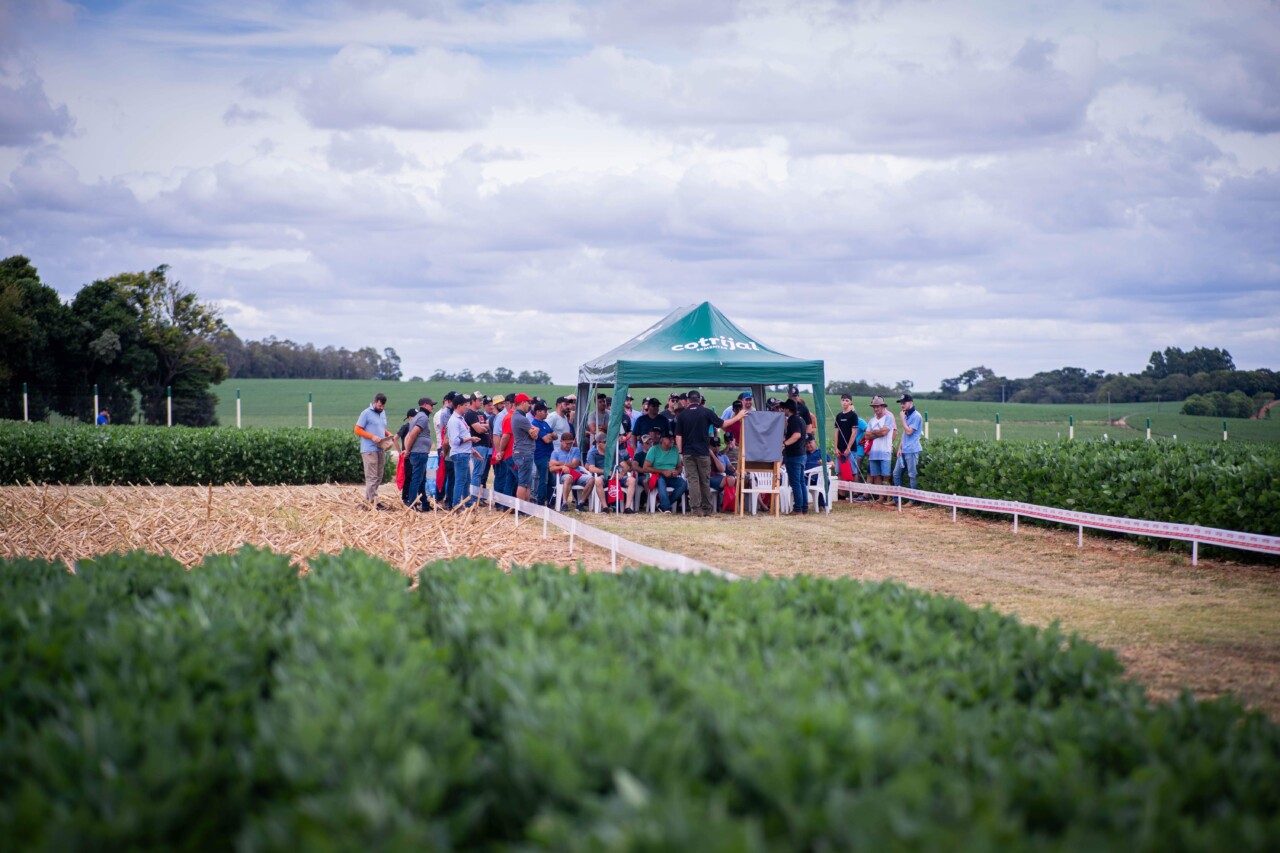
864;396;895;504
354;393;393;508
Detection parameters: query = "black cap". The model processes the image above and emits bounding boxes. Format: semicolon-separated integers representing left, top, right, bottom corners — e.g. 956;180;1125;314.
788;385;800;395
778;398;796;412
840;393;852;401
555;395;567;405
404;408;417;420
533;400;548;412
897;393;913;403
446;390;460;403
766;397;779;407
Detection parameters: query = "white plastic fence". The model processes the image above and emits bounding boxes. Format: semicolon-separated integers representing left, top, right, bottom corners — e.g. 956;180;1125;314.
834;481;1280;566
471;486;740;580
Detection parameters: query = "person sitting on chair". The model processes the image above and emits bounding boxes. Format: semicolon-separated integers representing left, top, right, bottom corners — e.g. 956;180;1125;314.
640;431;686;513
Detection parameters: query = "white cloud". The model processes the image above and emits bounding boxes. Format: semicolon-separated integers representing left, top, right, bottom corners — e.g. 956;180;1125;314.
0;0;1275;391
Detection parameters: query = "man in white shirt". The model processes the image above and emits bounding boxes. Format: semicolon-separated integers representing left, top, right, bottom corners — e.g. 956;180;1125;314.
864;396;895;504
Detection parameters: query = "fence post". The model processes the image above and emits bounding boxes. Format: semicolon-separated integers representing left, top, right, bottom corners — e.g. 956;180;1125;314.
22;382;28;421
236;388;242;429
923;411;929;440
308;393;314;429
995;412;1001;442
1223;420;1228;442
93;384;99;424
166;386;172;427
1146;417;1151;441
1068;415;1074;441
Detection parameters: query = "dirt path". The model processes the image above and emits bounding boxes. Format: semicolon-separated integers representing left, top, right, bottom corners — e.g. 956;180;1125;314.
592;501;1280;718
1255;398;1279;419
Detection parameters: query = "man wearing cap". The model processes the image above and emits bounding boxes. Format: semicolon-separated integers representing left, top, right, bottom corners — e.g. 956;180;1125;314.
893;393;924;499
530;400;556;506
724;395;751;445
622;395;639;430
403;397;437;510
492;395;518;499
662;393;681;426
550;433;595;511
865;396;895;503
354;393;393;508
448;394;483;509
790;385;816;436
675;390;746;517
779;398;809;514
509;393;539;503
435;393;458;509
640;432;686;513
547;396;572;439
633;398;667;442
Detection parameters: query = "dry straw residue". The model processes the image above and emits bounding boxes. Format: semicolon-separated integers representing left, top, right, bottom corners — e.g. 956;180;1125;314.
0;484;616;575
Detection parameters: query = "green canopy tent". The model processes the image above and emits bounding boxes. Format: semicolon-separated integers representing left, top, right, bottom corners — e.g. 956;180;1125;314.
577;302;829;499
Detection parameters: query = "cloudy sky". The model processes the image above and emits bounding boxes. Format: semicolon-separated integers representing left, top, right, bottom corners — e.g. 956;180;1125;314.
2;0;1277;390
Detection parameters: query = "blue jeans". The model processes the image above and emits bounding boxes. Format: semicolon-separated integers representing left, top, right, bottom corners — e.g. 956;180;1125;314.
453;454;475;508
470;452;485;497
534;458;551;505
892;452;920;490
784;456;808;513
405;453;432;509
656;475;687;511
496;457;516;497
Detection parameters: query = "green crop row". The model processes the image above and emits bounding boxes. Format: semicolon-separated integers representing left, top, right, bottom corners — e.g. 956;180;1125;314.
3;548;1278;849
0;421;389;485
919;437;1280;536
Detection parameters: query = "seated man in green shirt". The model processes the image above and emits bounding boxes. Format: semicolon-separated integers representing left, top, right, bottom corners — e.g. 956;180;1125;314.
639;432;687;513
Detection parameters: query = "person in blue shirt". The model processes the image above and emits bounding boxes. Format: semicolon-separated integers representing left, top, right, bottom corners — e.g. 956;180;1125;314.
530;400;556;506
96;409;110;426
354;393;392;508
893;393;924;500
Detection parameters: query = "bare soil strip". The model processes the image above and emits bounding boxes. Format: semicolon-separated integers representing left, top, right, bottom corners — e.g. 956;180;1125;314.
591;501;1280;719
0;485;621;577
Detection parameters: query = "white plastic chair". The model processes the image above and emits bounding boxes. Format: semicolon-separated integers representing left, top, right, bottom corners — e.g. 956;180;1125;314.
806;465;837;514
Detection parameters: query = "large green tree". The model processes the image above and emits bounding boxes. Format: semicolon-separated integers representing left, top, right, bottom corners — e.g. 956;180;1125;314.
108;265;228;426
0;256;73;421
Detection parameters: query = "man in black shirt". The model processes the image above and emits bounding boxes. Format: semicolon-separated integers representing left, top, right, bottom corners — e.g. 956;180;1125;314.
675;390;746;517
779;398;809;514
833;393;865;486
633;398;668;441
789;385;815;436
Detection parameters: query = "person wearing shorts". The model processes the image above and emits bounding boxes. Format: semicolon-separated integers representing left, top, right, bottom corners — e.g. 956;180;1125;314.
509;393;538;503
865;396;895;503
550;434;591;511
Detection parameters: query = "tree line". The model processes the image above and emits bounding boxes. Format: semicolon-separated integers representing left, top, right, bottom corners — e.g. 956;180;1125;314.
213;334;404;382
827;347;1275;417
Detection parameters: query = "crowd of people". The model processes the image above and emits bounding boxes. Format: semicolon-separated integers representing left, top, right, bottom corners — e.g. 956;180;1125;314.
353;385;926;515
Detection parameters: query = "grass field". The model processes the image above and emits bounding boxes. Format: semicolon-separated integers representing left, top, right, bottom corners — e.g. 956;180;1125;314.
210;379;1278;442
